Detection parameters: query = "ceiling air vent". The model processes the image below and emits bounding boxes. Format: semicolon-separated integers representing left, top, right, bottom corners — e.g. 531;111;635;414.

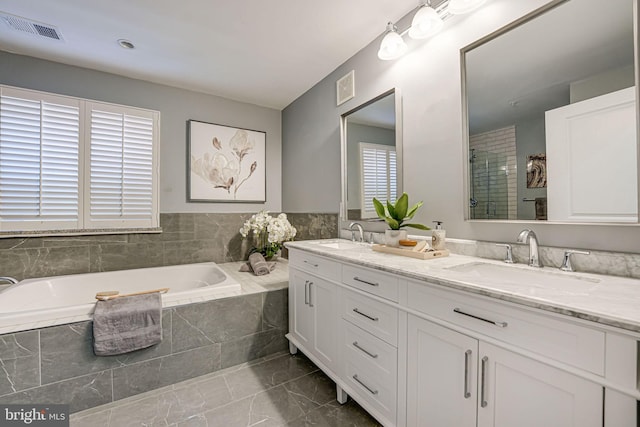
0;12;63;41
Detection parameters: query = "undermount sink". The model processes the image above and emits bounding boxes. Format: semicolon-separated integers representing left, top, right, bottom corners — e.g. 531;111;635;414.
308;239;366;250
447;262;600;289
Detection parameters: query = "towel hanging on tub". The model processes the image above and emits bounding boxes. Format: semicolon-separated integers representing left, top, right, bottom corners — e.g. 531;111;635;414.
92;293;162;356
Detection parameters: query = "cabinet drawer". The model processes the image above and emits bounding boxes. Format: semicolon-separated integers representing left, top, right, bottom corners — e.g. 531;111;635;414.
344;321;397;380
344;355;397;425
407;281;605;375
341;288;398;347
288;249;340;282
342;264;399;302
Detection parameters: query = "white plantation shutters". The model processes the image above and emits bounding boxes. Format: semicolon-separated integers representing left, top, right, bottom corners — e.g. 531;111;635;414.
0;87;81;230
0;85;159;233
87;103;157;228
359;142;397;219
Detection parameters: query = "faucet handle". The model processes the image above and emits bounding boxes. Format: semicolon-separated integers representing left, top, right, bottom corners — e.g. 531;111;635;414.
496;243;514;264
560;250;590;272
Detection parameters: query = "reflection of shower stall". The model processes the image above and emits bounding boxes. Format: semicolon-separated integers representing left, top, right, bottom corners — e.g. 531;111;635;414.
469;149;509;219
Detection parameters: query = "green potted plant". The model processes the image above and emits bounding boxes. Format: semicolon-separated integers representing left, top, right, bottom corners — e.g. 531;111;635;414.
373;193;430;247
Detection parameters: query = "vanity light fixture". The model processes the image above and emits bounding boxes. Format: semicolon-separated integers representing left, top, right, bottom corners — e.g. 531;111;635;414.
377;22;408;61
448;0;486;15
377;0;486;60
408;1;444;39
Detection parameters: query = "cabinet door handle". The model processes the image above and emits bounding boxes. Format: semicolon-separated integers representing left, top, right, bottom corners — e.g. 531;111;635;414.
303;260;319;267
353;276;379;287
352;374;378;395
304;280;309;305
480;356;489;408
352;307;379;322
308;282;314;307
464;349;472;399
353;341;379;359
453;308;508;328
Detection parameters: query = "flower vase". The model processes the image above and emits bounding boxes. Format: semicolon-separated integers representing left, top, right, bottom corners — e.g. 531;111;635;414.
384;229;407;247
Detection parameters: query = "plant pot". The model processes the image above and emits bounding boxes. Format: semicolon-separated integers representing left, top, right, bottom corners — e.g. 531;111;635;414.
384;229;407;247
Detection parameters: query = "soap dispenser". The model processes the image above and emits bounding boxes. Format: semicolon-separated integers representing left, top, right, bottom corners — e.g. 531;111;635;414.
432;221;446;250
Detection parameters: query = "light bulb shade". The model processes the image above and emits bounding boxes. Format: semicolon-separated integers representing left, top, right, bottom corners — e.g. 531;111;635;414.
448;0;486;14
377;29;408;60
408;5;443;39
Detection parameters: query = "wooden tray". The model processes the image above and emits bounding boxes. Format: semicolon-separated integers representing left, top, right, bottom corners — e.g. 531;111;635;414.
372;244;450;260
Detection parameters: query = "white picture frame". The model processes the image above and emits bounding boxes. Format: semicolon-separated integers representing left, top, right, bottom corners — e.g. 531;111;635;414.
188;120;266;203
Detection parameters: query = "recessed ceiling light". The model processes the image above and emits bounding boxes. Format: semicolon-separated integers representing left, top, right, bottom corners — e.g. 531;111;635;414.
118;39;135;49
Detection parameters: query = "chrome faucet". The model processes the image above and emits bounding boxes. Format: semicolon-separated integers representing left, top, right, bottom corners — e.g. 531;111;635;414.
0;276;18;285
516;229;542;268
349;222;364;242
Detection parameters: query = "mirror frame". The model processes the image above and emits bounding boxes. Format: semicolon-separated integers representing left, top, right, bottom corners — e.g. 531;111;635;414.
460;0;640;225
340;88;403;221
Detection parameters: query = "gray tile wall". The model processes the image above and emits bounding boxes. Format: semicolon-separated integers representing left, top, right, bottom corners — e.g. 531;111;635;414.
0;212;338;281
0;289;289;413
0;212;337;413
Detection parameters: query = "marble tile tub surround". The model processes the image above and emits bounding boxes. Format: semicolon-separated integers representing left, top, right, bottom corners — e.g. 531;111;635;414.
339;228;640;280
70;352;381;427
0;212;337;281
0;261;289;414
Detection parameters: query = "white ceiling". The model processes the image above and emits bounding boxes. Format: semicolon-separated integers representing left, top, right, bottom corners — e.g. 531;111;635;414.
0;0;418;110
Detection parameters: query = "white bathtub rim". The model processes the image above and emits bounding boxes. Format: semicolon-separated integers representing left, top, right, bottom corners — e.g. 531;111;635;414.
0;262;242;335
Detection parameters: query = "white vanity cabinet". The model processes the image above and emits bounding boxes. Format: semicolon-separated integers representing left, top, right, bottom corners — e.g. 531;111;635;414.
287;251;340;373
407;315;602;427
286;244;639;427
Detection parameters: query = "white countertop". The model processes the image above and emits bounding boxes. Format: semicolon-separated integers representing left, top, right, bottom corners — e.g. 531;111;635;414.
286;239;640;335
219;259;289;295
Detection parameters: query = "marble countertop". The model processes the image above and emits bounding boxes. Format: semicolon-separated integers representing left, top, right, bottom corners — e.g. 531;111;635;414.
219;259;289;295
286;239;640;335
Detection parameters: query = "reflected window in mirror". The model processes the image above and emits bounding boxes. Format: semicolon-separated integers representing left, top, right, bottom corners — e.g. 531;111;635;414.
341;89;401;221
462;0;637;223
360;143;397;219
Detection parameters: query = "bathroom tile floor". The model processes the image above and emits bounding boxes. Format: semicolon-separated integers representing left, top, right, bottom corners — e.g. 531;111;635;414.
70;351;381;427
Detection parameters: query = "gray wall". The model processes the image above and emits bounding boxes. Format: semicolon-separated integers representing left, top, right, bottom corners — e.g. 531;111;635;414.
282;0;640;253
0;50;282;214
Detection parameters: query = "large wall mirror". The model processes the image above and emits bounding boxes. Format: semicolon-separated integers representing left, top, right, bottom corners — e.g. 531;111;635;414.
340;89;402;221
462;0;637;223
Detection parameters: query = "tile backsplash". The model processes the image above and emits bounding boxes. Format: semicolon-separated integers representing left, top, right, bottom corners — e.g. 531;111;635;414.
0;212;338;281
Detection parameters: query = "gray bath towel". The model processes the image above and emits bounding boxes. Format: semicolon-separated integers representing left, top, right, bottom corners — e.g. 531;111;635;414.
93;293;162;356
248;252;270;276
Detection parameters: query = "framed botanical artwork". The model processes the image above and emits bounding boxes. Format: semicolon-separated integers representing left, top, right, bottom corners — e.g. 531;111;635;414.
188;120;266;202
526;153;547;188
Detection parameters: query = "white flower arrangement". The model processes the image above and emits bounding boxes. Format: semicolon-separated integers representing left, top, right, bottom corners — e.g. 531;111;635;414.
240;211;297;258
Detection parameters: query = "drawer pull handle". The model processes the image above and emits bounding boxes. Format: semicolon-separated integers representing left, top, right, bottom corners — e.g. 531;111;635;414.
480;356;489;408
463;349;472;399
353;341;379;359
353;276;379;287
303;260;319;268
304;280;309;305
353;374;378;395
352;308;379;322
453;308;507;328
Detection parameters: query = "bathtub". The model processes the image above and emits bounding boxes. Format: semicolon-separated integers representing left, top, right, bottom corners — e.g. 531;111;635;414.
0;262;242;335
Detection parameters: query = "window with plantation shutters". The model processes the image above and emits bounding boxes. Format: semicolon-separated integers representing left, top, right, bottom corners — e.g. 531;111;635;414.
359;142;397;219
86;103;157;228
0;85;159;234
